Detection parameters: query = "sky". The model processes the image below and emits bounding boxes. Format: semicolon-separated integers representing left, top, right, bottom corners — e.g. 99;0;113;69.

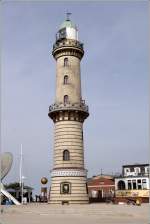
1;1;149;195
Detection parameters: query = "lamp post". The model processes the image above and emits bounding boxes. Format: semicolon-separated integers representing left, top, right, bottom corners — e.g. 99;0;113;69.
41;177;48;202
21;176;26;204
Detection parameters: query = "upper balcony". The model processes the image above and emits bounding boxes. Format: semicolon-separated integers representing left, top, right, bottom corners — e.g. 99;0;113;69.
53;39;84;51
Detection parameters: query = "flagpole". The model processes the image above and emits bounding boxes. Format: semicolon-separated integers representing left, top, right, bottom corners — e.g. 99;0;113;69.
19;144;23;204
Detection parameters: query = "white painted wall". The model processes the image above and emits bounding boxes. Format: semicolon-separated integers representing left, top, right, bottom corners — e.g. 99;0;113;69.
115;177;149;190
124;166;149;177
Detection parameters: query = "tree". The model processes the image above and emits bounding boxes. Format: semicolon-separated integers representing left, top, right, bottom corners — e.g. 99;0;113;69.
4;182;33;190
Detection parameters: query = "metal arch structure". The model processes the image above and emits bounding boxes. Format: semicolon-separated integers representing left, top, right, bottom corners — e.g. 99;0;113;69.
0;152;21;205
1;152;13;180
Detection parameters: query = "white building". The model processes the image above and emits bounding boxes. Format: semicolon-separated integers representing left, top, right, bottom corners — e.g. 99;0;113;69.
115;164;149;201
115;176;149;191
123;164;149;177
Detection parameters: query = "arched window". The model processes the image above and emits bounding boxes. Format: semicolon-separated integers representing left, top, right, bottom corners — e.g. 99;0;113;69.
63;150;70;161
64;58;68;67
60;182;71;194
64;95;68;104
64;75;68;84
118;180;126;190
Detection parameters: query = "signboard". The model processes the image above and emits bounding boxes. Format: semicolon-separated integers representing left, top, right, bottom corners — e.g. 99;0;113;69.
116;190;149;197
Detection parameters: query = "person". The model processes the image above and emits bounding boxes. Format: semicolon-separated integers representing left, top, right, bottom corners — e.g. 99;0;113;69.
6;198;12;205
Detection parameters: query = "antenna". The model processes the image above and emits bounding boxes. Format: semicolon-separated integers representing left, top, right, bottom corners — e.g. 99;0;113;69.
66;12;72;21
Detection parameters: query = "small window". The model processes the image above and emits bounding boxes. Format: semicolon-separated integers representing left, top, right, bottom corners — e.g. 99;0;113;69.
145;167;149;173
64;58;68;67
63;150;70;161
64;75;68;84
60;182;71;194
132;180;137;190
64;95;69;104
82;131;83;140
141;166;145;173
142;179;147;189
128;180;132;190
130;167;134;172
135;167;140;173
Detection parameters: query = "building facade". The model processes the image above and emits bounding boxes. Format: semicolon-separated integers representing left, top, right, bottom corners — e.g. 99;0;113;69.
122;164;149;177
48;16;89;204
115;164;149;202
87;175;115;202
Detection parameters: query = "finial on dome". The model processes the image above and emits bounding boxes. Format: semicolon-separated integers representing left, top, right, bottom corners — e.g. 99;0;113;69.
66;12;72;21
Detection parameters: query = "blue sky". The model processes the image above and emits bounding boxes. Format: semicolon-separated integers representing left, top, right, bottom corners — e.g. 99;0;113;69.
1;1;149;194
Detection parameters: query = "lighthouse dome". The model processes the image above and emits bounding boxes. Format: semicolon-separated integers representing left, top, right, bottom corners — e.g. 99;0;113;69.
60;19;77;30
56;18;78;41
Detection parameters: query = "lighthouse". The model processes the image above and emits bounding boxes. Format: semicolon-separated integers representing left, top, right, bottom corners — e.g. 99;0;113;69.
48;14;89;204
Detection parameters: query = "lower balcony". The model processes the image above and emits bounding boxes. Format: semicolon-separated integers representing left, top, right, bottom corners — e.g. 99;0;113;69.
49;102;89;113
48;102;89;122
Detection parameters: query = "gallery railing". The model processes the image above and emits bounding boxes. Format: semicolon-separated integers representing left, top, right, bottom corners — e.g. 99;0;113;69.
49;101;88;113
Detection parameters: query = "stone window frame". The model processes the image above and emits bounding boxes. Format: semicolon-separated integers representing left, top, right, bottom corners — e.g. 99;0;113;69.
60;182;71;194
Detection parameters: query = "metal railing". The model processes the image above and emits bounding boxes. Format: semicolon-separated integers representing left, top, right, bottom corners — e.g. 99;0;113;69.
49;101;88;113
53;39;84;51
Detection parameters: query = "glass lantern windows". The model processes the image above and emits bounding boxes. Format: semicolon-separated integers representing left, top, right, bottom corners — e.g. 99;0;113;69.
56;28;66;41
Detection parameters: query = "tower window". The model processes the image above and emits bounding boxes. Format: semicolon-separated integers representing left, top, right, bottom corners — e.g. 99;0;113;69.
63;150;70;161
64;75;68;84
60;182;71;194
64;95;69;104
82;131;83;140
64;58;68;67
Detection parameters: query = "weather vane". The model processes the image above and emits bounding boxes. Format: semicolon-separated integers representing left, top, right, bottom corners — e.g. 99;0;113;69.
66;12;72;21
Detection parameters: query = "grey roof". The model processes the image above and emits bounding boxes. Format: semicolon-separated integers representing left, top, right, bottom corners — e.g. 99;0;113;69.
123;164;149;167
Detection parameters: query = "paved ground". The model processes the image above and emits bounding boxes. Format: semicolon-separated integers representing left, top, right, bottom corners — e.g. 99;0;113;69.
0;203;149;224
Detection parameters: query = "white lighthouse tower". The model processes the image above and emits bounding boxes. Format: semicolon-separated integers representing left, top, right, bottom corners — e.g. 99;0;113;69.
48;14;89;204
